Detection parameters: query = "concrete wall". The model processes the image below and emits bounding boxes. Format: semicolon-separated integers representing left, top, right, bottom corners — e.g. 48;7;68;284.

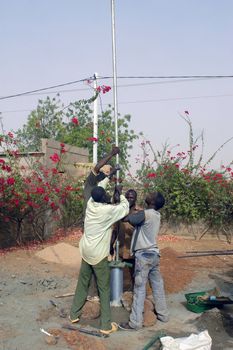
0;139;91;178
41;139;90;177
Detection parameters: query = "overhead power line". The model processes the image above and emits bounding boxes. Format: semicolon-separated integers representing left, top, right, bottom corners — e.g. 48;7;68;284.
0;75;233;101
0;76;94;101
101;75;233;79
118;93;233;104
0;78;212;98
1;92;233;115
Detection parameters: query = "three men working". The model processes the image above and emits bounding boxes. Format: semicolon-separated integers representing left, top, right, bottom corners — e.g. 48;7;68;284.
70;146;168;333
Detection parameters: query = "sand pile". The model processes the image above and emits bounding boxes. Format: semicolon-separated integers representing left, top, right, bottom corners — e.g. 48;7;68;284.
35;242;81;269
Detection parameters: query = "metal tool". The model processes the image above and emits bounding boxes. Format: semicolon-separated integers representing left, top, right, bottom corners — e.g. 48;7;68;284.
40;328;53;337
178;251;233;258
62;323;109;338
186;249;233;254
49;299;67;318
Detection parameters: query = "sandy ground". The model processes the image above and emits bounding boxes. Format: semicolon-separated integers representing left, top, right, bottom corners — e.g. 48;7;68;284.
0;233;233;350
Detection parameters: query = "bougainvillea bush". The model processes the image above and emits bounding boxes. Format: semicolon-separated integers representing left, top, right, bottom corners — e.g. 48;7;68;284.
0;82;117;247
0;133;83;247
130;113;233;241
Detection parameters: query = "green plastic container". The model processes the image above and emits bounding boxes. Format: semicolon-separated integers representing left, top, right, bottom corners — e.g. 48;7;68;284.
185;291;214;313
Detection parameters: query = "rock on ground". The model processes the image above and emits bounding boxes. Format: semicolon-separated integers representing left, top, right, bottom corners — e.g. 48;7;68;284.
82;300;100;319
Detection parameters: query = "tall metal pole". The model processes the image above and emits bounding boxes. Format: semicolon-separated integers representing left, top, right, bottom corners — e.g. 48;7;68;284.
110;0;124;308
111;0;119;179
93;73;98;164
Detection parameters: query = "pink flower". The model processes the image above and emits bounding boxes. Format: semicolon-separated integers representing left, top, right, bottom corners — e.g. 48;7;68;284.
147;172;157;178
96;85;111;94
65;185;73;191
43;195;50;202
7;177;15;185
5;165;12;172
102;85;111;94
0;159;5;164
52;168;58;174
14;199;20;206
50;153;60;163
60;143;65;148
184;111;189;115
71;117;79;125
50;202;58;210
87;137;98;142
36;187;45;194
8;132;14;138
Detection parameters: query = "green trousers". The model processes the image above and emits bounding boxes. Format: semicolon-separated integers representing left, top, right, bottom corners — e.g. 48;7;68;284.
70;257;111;330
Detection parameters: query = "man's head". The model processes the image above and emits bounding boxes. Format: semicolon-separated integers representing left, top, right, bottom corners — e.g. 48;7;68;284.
91;186;110;203
145;191;165;210
125;189;137;209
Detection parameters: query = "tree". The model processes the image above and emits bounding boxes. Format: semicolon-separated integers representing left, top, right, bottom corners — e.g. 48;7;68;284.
16;96;64;151
16;95;138;170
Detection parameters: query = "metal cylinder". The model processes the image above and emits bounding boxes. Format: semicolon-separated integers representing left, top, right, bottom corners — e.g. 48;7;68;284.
115;240;119;261
110;267;123;307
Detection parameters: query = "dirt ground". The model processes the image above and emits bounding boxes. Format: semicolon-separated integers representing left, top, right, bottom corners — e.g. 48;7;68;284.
0;232;233;350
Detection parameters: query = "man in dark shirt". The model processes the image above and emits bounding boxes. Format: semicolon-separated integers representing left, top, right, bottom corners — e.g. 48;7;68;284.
111;189;138;289
83;145;120;215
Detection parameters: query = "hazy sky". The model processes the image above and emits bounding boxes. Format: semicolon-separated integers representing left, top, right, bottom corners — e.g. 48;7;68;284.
1;0;233;171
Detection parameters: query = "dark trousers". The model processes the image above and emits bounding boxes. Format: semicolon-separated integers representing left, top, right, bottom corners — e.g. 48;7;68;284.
70;258;111;330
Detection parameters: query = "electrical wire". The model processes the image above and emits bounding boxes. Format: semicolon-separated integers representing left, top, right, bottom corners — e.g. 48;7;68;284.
1;93;233;114
0;78;209;98
0;76;94;101
100;75;233;79
0;75;232;101
117;93;233;104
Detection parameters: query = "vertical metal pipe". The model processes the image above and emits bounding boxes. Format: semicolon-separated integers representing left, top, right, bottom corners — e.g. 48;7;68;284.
93;73;98;164
111;0;119;178
110;267;123;307
110;0;123;308
115;240;119;261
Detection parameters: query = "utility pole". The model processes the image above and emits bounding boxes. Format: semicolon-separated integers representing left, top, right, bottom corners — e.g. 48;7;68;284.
93;73;98;164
